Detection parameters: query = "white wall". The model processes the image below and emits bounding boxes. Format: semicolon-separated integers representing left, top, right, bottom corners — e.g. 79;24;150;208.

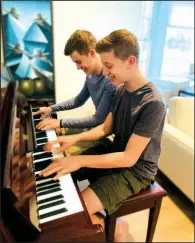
0;1;142;118
52;1;142;118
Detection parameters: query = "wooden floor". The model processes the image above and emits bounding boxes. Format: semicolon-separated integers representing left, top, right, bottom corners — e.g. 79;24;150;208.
78;172;194;242
122;196;194;242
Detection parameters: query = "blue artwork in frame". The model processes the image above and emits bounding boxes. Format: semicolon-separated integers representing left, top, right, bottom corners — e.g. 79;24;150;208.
1;0;55;101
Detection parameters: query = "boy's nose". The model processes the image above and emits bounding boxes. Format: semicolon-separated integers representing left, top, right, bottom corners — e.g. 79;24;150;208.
76;63;81;70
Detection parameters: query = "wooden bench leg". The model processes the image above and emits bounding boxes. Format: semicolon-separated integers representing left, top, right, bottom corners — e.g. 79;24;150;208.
105;214;117;242
146;198;162;242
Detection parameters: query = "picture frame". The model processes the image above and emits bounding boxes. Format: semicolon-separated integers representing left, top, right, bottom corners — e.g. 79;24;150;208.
1;0;56;102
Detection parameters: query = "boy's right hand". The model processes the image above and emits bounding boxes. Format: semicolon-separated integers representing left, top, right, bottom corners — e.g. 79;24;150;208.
32;107;52;120
44;135;79;154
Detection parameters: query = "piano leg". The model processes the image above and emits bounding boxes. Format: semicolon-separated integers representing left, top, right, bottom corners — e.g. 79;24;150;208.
0;220;14;243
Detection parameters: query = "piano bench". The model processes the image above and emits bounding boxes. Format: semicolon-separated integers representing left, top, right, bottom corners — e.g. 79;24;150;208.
104;181;167;242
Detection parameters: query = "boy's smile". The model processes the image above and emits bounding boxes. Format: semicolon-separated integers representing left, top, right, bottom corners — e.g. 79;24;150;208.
100;51;128;86
71;51;95;75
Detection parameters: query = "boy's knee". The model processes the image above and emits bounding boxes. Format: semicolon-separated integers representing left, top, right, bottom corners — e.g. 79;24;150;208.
81;187;104;215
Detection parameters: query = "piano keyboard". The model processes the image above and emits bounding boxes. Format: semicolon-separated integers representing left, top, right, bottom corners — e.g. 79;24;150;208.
31;108;84;225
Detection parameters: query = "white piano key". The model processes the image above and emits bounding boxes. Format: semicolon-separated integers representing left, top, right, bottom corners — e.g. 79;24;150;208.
33;156;53;163
37;142;47;146
37;198;63;207
35;171;44;176
33;151;46;156
36;137;48;141
53;153;64;159
36;184;60;194
38;203;66;216
39;211;69;224
45;130;57;141
37;191;62;202
36;177;54;186
36;180;58;189
59;174;84;214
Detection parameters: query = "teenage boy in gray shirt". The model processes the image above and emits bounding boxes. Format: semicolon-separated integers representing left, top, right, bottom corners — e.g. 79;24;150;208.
39;30;166;242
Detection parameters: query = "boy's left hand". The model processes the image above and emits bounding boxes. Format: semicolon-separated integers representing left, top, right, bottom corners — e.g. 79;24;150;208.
36;118;60;130
39;156;81;180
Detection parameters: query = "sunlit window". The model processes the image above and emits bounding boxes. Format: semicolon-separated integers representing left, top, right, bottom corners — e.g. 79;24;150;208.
161;2;194;77
139;1;154;76
170;5;194;27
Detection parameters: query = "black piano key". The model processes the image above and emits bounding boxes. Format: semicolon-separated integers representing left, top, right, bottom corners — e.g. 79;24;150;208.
36;135;48;140
38;194;64;205
36;138;48;143
36;179;60;188
36;131;47;139
34;145;44;153
38;200;65;211
33;114;42;119
34;121;41;126
32;108;40;112
35;128;43;132
37;187;62;197
35;173;57;181
33;152;52;161
36;130;47;135
37;183;60;192
34;159;53;172
39;208;68;220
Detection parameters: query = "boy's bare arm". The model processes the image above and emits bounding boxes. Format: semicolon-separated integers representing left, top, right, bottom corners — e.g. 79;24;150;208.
78;133;151;168
43;112;113;154
40;133;151;180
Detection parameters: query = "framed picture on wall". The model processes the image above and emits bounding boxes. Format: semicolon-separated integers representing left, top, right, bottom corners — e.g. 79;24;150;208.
1;0;55;102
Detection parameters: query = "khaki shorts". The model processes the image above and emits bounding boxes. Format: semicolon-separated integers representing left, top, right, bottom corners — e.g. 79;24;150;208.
57;127;113;156
72;145;151;215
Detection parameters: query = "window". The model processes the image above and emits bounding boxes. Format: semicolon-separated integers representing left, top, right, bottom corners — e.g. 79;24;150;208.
146;1;194;79
139;1;154;76
161;3;194;76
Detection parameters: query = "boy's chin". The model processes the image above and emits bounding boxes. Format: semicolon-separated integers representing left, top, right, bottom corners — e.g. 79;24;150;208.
85;70;92;75
112;79;121;86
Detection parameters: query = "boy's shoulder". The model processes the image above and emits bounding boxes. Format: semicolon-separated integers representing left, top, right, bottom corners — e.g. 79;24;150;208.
114;82;165;106
139;82;165;105
131;82;165;105
135;82;166;114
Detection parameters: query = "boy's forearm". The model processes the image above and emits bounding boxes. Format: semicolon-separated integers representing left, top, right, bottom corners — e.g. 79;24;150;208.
76;151;134;168
76;124;109;143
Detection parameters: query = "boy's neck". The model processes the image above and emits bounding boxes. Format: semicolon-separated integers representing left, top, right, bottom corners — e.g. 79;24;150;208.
93;55;103;75
125;69;148;92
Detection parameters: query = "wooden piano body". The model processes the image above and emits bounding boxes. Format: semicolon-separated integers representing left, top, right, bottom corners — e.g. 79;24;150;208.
0;82;105;242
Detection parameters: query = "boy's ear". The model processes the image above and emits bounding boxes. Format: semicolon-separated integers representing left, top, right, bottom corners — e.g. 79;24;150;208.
89;49;96;56
128;56;136;66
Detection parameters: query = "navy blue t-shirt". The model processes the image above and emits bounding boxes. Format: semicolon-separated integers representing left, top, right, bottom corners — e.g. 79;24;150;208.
110;82;166;180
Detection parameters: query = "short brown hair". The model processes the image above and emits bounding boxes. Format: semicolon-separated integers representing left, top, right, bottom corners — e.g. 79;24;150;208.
64;30;97;56
96;29;139;62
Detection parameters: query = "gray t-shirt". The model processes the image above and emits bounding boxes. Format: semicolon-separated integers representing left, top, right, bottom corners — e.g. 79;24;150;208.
51;73;116;128
110;82;166;180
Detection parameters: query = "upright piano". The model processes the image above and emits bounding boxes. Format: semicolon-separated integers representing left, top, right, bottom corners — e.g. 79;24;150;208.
0;82;105;242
